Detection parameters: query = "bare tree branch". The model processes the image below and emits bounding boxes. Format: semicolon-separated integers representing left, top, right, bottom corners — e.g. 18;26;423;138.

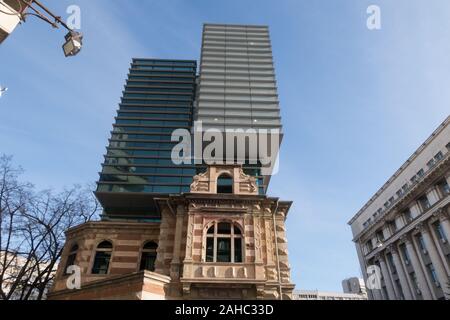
0;155;100;300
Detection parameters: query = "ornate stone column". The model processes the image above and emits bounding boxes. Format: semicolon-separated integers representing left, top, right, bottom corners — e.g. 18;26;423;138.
388;244;413;300
377;253;396;300
402;235;433;300
416;223;449;298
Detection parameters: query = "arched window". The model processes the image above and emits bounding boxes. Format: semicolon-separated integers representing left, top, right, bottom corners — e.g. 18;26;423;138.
217;174;233;194
205;222;243;263
64;244;79;275
91;240;113;275
140;241;158;272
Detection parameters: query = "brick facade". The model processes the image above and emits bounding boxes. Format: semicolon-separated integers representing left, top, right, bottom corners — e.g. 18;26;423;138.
48;165;295;300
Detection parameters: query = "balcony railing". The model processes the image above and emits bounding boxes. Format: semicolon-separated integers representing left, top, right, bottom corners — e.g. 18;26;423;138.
182;262;261;281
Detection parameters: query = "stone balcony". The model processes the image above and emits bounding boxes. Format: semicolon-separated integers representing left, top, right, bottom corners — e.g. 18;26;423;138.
181;262;267;283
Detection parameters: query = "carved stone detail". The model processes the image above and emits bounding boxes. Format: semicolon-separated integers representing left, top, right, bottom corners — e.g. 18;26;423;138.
190;164;258;195
433;207;450;222
415;222;428;234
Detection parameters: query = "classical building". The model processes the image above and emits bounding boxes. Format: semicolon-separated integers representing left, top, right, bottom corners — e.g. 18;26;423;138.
293;290;367;301
349;116;450;300
48;23;295;300
48;165;294;300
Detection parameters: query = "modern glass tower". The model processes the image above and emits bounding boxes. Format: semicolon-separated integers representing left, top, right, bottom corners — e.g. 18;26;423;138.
51;23;295;301
197;23;281;131
96;58;197;220
96;24;283;218
196;23;283;193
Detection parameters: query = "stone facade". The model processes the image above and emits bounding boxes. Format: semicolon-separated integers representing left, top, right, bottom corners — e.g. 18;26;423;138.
349;116;450;300
48;165;295;300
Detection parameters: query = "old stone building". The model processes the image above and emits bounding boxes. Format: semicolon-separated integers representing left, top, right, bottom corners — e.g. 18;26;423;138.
48;165;295;300
349;116;450;300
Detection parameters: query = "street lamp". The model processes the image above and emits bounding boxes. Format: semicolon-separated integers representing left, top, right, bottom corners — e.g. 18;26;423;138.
0;0;83;57
63;30;83;57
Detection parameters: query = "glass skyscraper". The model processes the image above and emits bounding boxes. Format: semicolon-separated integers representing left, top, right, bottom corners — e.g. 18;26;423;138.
96;24;282;219
96;58;197;219
196;24;282;193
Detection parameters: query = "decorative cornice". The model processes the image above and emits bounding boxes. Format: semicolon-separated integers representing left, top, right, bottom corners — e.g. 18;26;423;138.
414;222;428;234
433;206;450;222
348;116;450;226
386;243;398;254
399;234;411;245
374;252;384;261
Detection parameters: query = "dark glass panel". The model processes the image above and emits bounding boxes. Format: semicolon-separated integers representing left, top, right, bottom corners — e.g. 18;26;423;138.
217;223;231;234
140;252;156;271
234;238;243;263
91;251;111;275
97;241;113;249
216;238;231;262
64;253;77;275
206;238;214;262
217;175;233;194
152;186;181;193
143;241;158;250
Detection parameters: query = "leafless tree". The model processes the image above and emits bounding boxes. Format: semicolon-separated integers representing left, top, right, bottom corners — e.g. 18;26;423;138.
0;155;99;300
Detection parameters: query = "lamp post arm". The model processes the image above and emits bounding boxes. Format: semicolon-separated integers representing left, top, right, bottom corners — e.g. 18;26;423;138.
20;0;72;31
30;0;72;31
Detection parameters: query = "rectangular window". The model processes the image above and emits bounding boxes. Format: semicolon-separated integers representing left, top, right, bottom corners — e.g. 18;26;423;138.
410;272;419;290
427;159;436;169
64;254;77;275
417;235;427;253
216;238;231;262
402;184;409;193
376;230;385;242
434;151;443;161
91;252;111;275
234;238;243;263
140;252;156;271
400;244;410;265
437;180;450;196
389;220;398;233
366;240;373;251
395;279;404;299
427;264;439;286
206;238;214;262
434;222;447;242
418;195;431;211
404;209;413;223
387;253;397;273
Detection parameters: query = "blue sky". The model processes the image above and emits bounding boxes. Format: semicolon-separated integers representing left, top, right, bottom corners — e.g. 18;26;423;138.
1;0;449;292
